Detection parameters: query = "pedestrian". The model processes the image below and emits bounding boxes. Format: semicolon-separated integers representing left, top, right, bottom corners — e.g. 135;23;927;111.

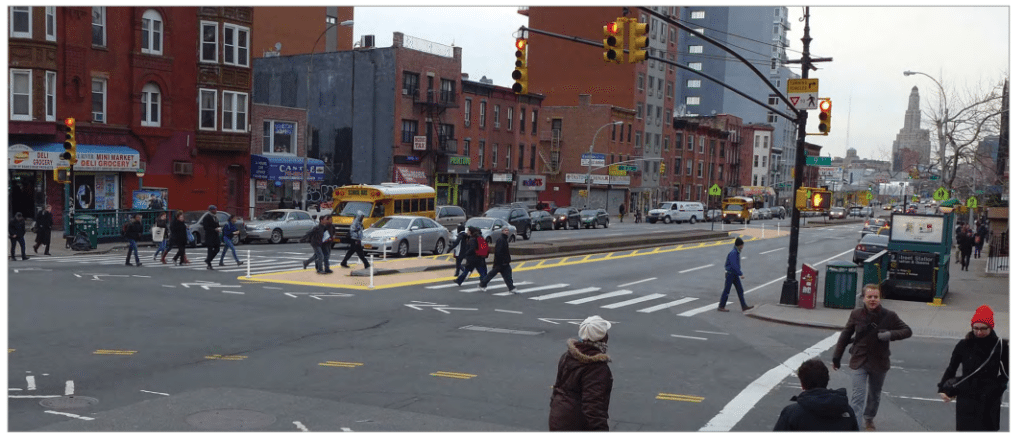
33;204;54;255
9;212;28;261
218;215;243;266
479;226;516;294
937;305;1009;431
302;216;329;274
634;207;642;223
973;227;985;259
718;237;753;312
618;202;626;222
320;214;336;273
958;228;974;270
831;284;913;431
339;211;370;269
152;211;169;261
453;226;488;286
170;211;190;265
774;358;859;431
202;205;222;270
124;213;143;266
447;223;469;277
548;315;613;431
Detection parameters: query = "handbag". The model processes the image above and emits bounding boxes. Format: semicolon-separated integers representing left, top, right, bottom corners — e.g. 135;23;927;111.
151;226;165;242
940;338;1003;397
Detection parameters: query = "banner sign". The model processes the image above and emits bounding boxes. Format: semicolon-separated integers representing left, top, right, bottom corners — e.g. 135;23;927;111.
517;174;546;191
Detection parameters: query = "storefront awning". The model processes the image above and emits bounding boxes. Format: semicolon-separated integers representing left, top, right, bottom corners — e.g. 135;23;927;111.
251;155;325;181
8;143;140;172
740;186;776;197
394;165;429;185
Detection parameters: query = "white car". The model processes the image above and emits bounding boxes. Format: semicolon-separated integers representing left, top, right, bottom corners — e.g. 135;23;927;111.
244;209;317;244
457;217;519;245
361;215;450;257
646;201;705;224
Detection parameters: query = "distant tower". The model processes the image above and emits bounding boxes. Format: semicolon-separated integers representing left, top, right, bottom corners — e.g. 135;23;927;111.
890;86;931;172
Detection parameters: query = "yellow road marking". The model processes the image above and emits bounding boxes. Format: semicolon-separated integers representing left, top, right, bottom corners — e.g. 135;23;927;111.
205;354;247;361
656;392;704;403
319;361;363;367
94;350;137;356
8;349;14;353
430;371;477;379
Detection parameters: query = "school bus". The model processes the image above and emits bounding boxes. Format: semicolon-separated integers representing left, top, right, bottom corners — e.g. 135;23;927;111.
722;196;754;224
330;183;437;246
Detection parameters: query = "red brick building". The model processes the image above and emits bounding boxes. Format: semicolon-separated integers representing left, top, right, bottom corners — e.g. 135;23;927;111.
252;7;353;58
248;103;313;218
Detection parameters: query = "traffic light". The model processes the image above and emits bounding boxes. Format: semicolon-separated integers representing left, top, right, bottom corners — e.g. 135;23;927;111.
817;98;832;135
512;38;528;94
53;166;71;184
659;162;666;175
811;189;832;210
61;117;77;165
628;20;649;63
602;20;624;63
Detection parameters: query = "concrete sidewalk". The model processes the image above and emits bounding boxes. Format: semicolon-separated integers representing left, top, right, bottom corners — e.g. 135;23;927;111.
8;229;159;259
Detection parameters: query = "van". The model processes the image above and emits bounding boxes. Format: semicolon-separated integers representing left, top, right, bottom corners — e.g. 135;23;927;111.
646;201;706;224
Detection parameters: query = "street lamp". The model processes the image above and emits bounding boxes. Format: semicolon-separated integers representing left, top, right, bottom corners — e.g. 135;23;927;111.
585;120;623;209
903;70;947;185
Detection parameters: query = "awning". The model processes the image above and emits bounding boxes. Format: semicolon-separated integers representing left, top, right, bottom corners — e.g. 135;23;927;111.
8;143;140;171
251;155;325;181
740;186;776;197
394;165;429;185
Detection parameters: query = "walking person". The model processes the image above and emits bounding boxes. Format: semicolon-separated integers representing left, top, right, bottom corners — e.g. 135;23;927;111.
9;212;29;261
479;226;516;294
302;216;328;274
618;203;626;222
339;211;370;270
774;358;859;431
958;227;974;270
718;238;753;312
152;211;169;261
831;284;913;431
320;214;335;273
548;315;613;431
124;214;143;266
973;226;985;259
218;215;243;266
33;204;54;255
938;305;1009;431
170;211;190;265
201;205;222;270
453;226;488;286
447;224;469;277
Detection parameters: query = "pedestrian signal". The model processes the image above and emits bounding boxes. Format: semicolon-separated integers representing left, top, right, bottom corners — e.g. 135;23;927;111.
53;166;71;184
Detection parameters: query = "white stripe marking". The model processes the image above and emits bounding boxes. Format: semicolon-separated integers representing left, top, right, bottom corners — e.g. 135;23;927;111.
503;283;569;295
601;293;666;309
9;395;63;398
679;264;714;274
812;249;855;267
671;334;708;341
65;380;74;395
530;287;603;301
694;330;730;336
636;297;698;313
494;309;523;314
678;302;730;317
44;410;94;421
221;291;245;295
565;290;634;304
293;421;309;432
263;286;283;290
699;332;840;431
8;388;21;391
759;247;785;254
618;277;657;287
341;428;353;432
743;276;788;295
162;285;176;288
26;376;35;391
140;390;170;396
426;283;462;289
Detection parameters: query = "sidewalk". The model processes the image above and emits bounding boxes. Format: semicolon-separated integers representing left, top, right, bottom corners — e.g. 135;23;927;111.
10;229;151;259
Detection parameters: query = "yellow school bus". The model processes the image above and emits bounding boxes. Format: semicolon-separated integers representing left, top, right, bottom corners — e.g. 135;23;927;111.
722;196;754;224
330;183;437;245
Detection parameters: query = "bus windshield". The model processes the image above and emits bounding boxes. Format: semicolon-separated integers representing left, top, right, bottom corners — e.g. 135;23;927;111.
334;201;373;217
724;204;745;211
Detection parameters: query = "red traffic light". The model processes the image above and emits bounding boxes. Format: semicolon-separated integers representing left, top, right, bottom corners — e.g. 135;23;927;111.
819;99;831;112
64;117;75;127
515;38;526;51
606;22;619;34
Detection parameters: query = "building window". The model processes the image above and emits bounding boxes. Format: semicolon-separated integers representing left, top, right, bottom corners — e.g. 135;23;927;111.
767;113;778;123
494;104;500;128
635;132;641;147
637;73;644;90
688;62;702;71
686;159;693;176
530;144;536;170
440;79;455;103
655;106;662;122
464;99;472;126
667;82;674;98
223;24;250;67
262;120;297;154
402;72;419;96
479;101;486;128
646;104;653;124
10;6;31;39
518;144;525;170
666;110;672;126
520;108;526;132
200;21;218;63
754;155;760;168
140;83;161;126
645;132;651;148
141;9;163;55
199;89;217;130
506;145;512;169
492;143;498;167
531;110;537;134
686;96;700;106
663;137;669;152
636;103;643;120
699;136;705;153
687;79;701;88
768;96;779;106
92;7;106;46
439;124;455;147
690;10;705;19
648;75;655;94
688;45;703;54
687;135;694;151
91;78;107;123
45;7;56;41
718;164;724;179
401;119;417;143
507;107;513;130
674;158;681;174
9;69;31;121
222;91;248;132
464;139;471;156
478;140;485;169
657;78;663;98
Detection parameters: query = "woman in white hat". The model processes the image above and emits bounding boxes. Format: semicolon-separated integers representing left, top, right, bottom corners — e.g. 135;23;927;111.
548;315;613;431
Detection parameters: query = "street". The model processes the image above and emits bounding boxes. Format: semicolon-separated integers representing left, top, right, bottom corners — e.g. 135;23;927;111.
7;220;1005;431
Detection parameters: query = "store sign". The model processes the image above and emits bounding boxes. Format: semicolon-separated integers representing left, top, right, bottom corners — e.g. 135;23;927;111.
8;145;139;172
565;173;630;186
413;136;427;151
492;173;513;182
517;174;546;191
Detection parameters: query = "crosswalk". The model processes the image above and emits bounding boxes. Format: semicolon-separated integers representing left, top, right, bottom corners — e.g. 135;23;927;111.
425;281;730;317
28;251;312;275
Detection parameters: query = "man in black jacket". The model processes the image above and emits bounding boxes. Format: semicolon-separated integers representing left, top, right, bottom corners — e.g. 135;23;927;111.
33;204;54;255
201;205;222;270
125;214;144;266
479;226;516;294
9;212;28;261
774;358;859;431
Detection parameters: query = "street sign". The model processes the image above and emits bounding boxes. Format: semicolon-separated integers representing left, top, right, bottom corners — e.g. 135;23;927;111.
966;196;978;208
933;187;950;201
787;79;820;110
930;175;940;180
708;184;722;196
805;156;832;166
413;135;427;151
865;192;874;201
581;153;605;167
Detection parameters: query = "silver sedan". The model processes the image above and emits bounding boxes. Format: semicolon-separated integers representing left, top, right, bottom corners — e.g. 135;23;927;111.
361;215;450;257
459;217;518;244
243;209;318;244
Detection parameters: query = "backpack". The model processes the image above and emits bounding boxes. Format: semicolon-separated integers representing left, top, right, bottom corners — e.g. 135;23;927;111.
475;236;489;257
121;220;131;238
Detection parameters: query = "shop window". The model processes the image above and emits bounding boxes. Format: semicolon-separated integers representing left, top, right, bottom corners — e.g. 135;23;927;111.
262;120;297;154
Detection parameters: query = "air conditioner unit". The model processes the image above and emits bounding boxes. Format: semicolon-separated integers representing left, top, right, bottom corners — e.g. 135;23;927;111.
402;89;409;95
173;162;193;175
360;35;375;48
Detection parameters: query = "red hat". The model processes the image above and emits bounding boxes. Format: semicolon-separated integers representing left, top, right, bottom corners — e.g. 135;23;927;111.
971;305;995;328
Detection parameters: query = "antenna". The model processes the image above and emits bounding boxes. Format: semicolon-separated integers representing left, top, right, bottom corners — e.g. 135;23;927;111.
845;95;852;152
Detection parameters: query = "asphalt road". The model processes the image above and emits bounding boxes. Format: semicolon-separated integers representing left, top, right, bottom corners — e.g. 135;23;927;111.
8;219;1000;431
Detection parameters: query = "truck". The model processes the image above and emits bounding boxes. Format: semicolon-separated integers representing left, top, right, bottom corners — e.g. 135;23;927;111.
722;196;754;224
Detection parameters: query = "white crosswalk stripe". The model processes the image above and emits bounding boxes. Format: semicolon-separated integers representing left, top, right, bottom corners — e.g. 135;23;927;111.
530;287;603;301
565;290;633;304
678;302;731;317
30;251;318;274
636;297;698;313
600;293;666;309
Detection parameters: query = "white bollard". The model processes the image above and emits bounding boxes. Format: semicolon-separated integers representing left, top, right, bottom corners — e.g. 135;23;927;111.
382;242;387;261
368;254;374;289
418;235;422;259
777;224;780;235
246;249;251;278
762;223;765;238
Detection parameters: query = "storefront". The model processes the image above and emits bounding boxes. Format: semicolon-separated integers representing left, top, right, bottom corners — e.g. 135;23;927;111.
250;155;325;217
566;173;630;210
435;155;486;216
515;174;545;206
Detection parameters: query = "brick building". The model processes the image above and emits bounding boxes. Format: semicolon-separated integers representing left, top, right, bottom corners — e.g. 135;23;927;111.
249;103;320;218
252;7;353;58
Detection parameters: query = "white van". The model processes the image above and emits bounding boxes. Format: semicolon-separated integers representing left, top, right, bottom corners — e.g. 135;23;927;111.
646;201;706;224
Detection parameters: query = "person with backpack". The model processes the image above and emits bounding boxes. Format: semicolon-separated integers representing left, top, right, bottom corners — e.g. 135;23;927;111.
123;213;144;266
339;211;370;270
302;215;329;274
479;226;517;294
152;211;169;261
219;215;243;266
447;223;469;277
453;226;488;287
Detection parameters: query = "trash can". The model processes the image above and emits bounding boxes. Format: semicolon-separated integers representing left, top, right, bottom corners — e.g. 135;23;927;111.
824;260;859;309
74;215;99;249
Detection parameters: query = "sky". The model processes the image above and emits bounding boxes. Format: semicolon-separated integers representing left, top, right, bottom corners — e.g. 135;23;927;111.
352;2;1012;163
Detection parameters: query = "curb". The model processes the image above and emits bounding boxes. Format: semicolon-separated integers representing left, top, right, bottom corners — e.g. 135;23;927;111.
744;310;844;330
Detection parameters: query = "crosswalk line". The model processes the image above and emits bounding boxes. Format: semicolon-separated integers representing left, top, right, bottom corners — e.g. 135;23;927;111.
636;297;698;313
600;293;666;309
427;283;462;289
463;281;538;294
496;283;568;296
565;290;633;304
530;287;603;301
678;302;731;317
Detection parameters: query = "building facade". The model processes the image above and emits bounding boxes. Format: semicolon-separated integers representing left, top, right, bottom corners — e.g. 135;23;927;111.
252;6;354;58
891;86;932;173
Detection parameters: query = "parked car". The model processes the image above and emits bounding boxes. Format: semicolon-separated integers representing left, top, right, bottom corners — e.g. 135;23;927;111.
461;217;518;245
757;207;771;220
580;209;610;229
483;206;532;240
529;209;555;231
184;210;247;247
243;209;317;244
552;207;582;230
860;217;891;238
828;206;848;220
361;215;450;257
435;205;467;232
705;209;723;222
768;206;787;219
853;233;890;265
862;206;875;218
646;201;705;224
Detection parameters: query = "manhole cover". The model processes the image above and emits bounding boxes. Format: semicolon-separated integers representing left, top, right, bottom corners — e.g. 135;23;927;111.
186;409;277;430
39;396;99;409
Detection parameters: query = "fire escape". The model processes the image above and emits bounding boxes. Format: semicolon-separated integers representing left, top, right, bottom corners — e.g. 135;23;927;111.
536;127;562;175
413;87;458;175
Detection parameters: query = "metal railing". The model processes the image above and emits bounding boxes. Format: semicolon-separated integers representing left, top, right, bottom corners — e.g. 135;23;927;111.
63;209;165;240
987;231;1009;273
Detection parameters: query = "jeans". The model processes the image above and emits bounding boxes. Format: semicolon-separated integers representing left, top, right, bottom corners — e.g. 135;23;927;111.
719;272;748;309
308;245;325;272
220;236;240;264
322;244;332;270
480;263;515;291
849;367;887;428
341;240;369;267
10;235;26;259
205;243;220;265
454;259;488;285
126;239;140;265
453;256;465;276
154;239;168;258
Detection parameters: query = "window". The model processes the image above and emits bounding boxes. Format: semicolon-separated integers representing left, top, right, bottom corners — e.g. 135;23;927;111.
45;7;56;41
10;6;31;39
506;145;512;168
688;62;702;71
478;140;485;169
401;120;417;143
464;139;471;156
479;102;486;128
686;159;693;176
140;83;161;126
688;45;703;54
687;79;701;88
657;78;663;98
699;136;705;153
753;176;758;186
199;89;217;130
222;91;248;132
718;164;724;179
675;133;682;149
674;158;681;174
91;78;107;123
646;104;653;124
45;71;56;121
768;96;779;106
439;124;454;146
402;72;419;96
635;132;641;147
754;155;760;168
655;106;662;121
531;110;537;134
648;76;654;94
697;162;703;178
507;107;513;130
645;133;651;148
709;140;716;157
494;105;500;128
92;7;106;46
666;110;672;126
440;79;455;103
520;108;526;132
667;82;674;99
223;24;250;67
686;96;700;106
464;99;472;126
141;9;163;55
637;73;644;90
530;144;536;170
10;69;31;121
690;10;705;19
262;120;297;154
687;135;694;150
636;103;643;120
663;137;669;152
518;144;525;170
492;143;498;167
201;21;218;63
767;113;778;123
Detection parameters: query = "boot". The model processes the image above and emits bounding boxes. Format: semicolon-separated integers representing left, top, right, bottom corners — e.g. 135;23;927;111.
33;243;39;253
864;419;876;431
161;253;167;264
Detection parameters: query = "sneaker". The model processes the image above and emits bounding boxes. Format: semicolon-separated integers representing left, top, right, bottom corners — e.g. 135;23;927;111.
453;280;462;287
742;305;754;312
864;419;876;431
136;263;143;267
324;270;334;274
237;261;243;266
509;289;519;295
717;307;730;312
218;262;225;266
125;262;133;266
340;263;350;268
302;260;310;270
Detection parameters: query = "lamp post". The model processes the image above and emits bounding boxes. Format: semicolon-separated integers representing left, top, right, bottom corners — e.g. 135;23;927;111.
585;120;623;209
304;19;354;210
903;70;947;185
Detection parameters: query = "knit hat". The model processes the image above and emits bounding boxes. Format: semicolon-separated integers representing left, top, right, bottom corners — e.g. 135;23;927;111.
208;205;217;211
971;305;995;328
578;315;612;341
735;237;744;247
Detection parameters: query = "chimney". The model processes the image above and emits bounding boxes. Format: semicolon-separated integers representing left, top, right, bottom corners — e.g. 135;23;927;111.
578;94;591;107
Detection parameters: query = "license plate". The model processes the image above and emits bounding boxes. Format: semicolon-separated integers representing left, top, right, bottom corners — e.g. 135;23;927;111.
363;244;373;249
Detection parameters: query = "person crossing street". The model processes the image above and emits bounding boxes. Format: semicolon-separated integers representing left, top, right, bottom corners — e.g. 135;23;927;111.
202;205;222;270
479;226;516;294
718;237;753;312
124;214;143;266
218;214;243;266
33;205;54;255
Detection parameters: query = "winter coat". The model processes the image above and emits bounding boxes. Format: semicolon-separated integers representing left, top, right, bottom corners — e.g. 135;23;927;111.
447;231;469;258
464;232;487;264
170;219;188;247
306;223;326;248
222;219;238;241
322;222;336;248
201;213;220;247
833;305;913;372
492;232;511;266
724;246;743;276
349;213;365;241
125;220;144;241
958;231;975;253
548;339;613;431
938;331;1008;430
36;211;53;232
9;217;26;238
773;387;859;431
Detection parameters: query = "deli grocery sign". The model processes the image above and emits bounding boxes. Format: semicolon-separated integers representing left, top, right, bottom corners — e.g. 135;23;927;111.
8;144;139;172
